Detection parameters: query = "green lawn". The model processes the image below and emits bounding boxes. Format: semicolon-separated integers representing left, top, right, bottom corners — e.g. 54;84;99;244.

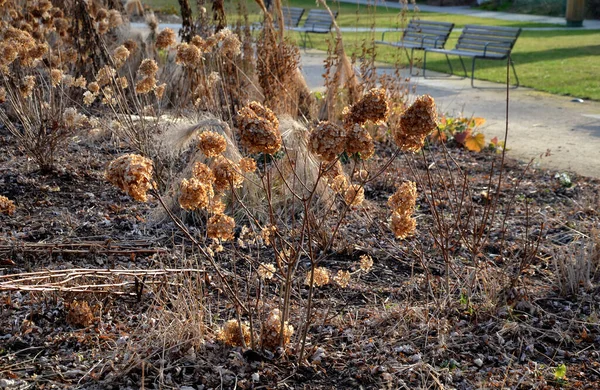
141;0;600;100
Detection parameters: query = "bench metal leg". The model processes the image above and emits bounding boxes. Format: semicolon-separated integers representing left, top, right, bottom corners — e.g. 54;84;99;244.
459;56;468;78
423;50;457;79
470;57;477;88
471;57;520;88
510;57;520;88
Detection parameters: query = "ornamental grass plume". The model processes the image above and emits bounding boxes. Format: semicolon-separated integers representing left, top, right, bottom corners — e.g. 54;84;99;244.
308;121;346;161
237;101;282;154
305;267;330;287
217;319;251;347
261;309;293;350
179;177;214;210
393;95;438;152
0;195;16;215
156;28;177;49
207;213;235;241
343;88;389;126
198;131;227;158
388;181;417;216
105;154;154;202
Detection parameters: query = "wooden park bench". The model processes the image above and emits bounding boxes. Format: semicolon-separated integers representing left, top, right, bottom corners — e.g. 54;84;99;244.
275;7;305;29
423;25;522;87
291;9;338;49
376;20;455;75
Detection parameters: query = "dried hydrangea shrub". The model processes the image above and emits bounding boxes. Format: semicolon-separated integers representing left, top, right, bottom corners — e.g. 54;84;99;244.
198;131;226;158
237;101;281;154
105;154;154;202
66;300;95;327
0;195;16;215
175;42;202;67
156;27;177;49
390;211;417;240
344;88;390;126
393;95;438;152
345;123;375;160
212;156;244;192
388;181;417;215
305;267;330;287
207;213;235;241
308;121;346;161
261;309;293;350
333;270;351;288
179;177;214;210
217;319;251;347
344;184;365;207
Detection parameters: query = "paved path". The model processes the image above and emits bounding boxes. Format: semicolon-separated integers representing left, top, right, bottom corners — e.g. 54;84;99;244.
300;50;600;178
337;0;600;29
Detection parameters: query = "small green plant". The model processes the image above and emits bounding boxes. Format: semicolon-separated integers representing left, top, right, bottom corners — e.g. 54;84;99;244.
555;172;574;188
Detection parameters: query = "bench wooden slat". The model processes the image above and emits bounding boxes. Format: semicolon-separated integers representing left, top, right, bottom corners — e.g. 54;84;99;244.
377;19;454;50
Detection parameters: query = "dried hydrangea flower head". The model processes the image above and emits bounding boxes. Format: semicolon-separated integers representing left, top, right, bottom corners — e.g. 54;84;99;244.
215;28;241;57
156;28;177;49
0;195;16;215
179;177;214;210
237;101;282;154
50;68;63;87
329;174;349;195
108;10;123;28
217;319;251;347
135;76;156;94
95;65;116;86
393;95;438;152
391;211;416;240
212;156;244;193
239;157;257;173
113;45;130;68
192;162;215;184
305;267;330;287
333;270;351;288
20;76;36;99
62;107;87;128
105;154;154;202
345;123;375;160
359;254;373;273
257;263;276;280
261;309;293;350
198;131;226;158
175;42;202;67
308;121;347;161
138;59;158;78
207;213;235;241
344;184;365;207
66;300;95;327
388;181;417;216
344;88;389;126
0;87;6;104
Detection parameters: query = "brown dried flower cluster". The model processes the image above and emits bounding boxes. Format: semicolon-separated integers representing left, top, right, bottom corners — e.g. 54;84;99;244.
179;177;214;210
257;263;276;280
135;59;158;95
261;309;293;350
212;156;244;193
344;88;390;126
113;45;130;68
215;28;241;57
138;59;158;77
0;87;6;104
393;95;438;152
50;68;63;86
20;76;36;99
0;195;16;215
329;174;349;195
388;181;417;215
218;319;251;347
344;184;365;207
66;300;95;327
305;267;330;287
207;213;235;241
198;131;226;158
308;121;346;161
175;42;202;67
63;107;87;128
237;101;281;154
156;28;177;50
239;157;257;173
333;270;351;288
345;123;375;160
359;254;373;273
96;65;116;86
389;180;417;239
105;154;154;202
192;162;215;183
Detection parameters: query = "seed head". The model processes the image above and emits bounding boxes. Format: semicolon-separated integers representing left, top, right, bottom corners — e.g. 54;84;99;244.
390;212;416;240
333;270;351;288
237;101;281;155
198;131;227;158
239;157;257;173
388;181;417;215
207;213;235;241
138;59;158;78
257;263;276;280
305;267;330;287
308;121;346;161
175;42;202;67
345;123;375;160
105;154;154;202
212;156;244;192
393;95;438;152
344;88;389;126
359;254;373;273
217;319;251;347
179;177;214;210
344;184;365;207
192;162;215;184
261;309;293;350
50;68;63;87
156;28;177;49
